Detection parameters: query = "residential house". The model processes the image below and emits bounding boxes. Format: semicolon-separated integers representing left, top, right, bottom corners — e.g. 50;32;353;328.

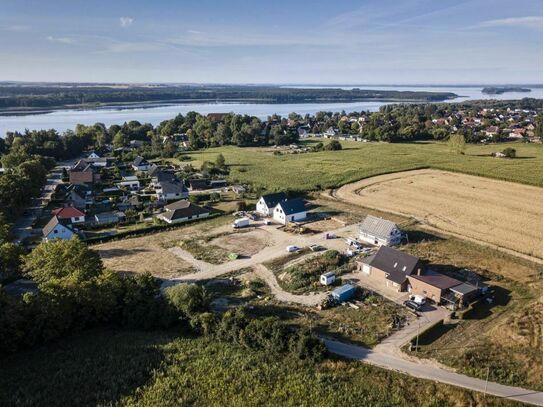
209;180;227;189
69;160;99;185
256;192;288;216
65;184;93;209
357;246;423;292
407;271;462;304
509;128;526;139
157;200;210;224
117;175;140;191
273;198;307;225
484;126;499;137
359;215;402;246
188;179;210;191
42;216;76;241
94;211;125;225
155;179;189;201
132;156;151;171
324;127;338;137
51;207;86;224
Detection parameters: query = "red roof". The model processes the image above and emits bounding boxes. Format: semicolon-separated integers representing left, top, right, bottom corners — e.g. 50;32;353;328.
52;207;85;219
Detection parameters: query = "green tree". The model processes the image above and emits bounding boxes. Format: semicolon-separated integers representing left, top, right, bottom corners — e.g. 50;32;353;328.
324;140;342;151
215;153;226;170
165;284;210;318
22;238;103;287
448;134;466;155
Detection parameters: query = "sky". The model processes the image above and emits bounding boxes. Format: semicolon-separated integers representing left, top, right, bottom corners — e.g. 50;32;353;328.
0;0;542;84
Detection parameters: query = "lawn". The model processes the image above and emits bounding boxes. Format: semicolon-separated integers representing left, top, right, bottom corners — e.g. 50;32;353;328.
0;329;518;407
185;140;543;192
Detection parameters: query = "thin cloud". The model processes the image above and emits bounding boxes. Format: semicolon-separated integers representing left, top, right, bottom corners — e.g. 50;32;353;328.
477;16;543;30
3;25;30;32
119;17;134;28
46;35;75;44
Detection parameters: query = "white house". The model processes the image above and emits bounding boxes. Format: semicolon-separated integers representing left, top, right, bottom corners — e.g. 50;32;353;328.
51;207;86;224
157;200;210;224
273;198;307;225
87;152;100;159
117;175;140;191
358;215;402;246
132;156;151;171
42;216;76;241
155;179;189;201
256;192;288;216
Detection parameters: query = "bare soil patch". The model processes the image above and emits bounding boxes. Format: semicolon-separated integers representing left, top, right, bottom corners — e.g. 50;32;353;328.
336;169;543;262
209;228;272;256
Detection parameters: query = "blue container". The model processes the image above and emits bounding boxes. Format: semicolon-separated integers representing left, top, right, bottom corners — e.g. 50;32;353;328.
332;284;356;302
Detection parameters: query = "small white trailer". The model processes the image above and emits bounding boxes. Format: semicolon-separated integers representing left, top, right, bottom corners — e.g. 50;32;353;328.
232;217;250;229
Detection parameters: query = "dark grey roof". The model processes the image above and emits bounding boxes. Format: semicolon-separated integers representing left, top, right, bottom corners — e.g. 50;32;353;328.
450;282;479;296
42;216;73;237
132;156;149;167
366;246;422;284
277;198;306;215
409;271;461;290
154;171;177;183
161;201;209;221
159;180;188;194
359;215;399;239
261;192;287;207
148;164;160;177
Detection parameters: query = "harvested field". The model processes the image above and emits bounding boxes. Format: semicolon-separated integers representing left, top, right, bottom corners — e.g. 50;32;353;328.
209;229;272;256
336;169;543;262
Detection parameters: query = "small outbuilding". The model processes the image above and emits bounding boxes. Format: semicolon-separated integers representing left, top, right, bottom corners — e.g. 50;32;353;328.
332;284;356;302
320;272;336;286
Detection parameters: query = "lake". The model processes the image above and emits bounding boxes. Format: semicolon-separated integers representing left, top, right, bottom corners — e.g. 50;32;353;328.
1;85;542;136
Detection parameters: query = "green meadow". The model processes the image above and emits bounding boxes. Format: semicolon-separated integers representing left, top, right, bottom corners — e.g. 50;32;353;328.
183;140;543;192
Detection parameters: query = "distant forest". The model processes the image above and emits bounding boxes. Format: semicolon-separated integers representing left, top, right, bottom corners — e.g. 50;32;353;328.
0;84;457;111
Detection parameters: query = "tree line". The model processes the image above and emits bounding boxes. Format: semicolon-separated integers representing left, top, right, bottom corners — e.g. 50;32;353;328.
0;238;326;362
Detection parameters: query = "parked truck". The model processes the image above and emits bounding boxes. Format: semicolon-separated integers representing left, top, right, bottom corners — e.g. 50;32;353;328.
232;217;250;229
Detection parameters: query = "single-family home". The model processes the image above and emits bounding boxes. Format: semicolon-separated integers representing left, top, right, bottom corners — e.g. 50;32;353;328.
69;160;100;185
117;175;140;191
157;200;210;224
407;271;462;304
51;207;86;224
357;246;423;292
273;198;307;225
256;192;288;216
65;184;93;209
188;179;210;191
132;156;151;171
42;216;76;241
484;126;499;137
155;179;189;201
359;215;402;246
87;151;100;159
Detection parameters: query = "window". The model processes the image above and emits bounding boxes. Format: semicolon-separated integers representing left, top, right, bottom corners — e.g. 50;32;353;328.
402;266;407;272
393;262;398;268
54;230;58;234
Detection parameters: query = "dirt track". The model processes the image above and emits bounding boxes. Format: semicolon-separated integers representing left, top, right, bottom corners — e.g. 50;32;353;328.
335;169;543;263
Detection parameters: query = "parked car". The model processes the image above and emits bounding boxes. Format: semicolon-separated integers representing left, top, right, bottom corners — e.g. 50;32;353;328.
410;295;427;305
286;245;300;252
308;244;324;252
403;300;422;312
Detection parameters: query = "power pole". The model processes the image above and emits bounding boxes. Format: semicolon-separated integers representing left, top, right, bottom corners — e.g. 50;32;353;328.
415;321;420;352
484;366;490;398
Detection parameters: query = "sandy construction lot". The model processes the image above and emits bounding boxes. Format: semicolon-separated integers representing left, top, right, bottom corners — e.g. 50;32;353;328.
336;169;543;261
209;229;272;256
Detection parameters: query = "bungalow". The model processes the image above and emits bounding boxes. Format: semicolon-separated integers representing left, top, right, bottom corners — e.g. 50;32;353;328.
359;215;402;246
273;198;307;225
357;246;423;292
132;156;151;171
94;211;125;225
408;271;462;304
157;200;210;224
42;216;76;241
51;207;86;224
155;179;189;201
117;175;140;191
256;192;288;216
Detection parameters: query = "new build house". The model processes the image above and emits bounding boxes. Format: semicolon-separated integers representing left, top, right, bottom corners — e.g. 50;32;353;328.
273;198;307;225
42;216;76;241
132;156;151;172
256;192;288;216
359;215;402;246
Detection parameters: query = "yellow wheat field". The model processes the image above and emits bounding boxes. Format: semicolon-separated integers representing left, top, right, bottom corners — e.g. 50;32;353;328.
336;169;543;261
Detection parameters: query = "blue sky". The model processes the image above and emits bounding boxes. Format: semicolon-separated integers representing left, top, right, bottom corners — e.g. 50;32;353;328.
0;0;542;84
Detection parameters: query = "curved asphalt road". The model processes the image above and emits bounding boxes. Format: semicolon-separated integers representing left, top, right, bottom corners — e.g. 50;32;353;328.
324;339;543;406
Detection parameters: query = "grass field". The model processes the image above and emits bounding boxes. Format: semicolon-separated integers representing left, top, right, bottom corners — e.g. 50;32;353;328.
183;140;543;192
335;169;543;261
0;329;518;407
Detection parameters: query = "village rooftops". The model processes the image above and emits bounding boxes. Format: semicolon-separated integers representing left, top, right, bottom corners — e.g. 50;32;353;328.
276;198;306;215
359;215;399;240
261;192;288;208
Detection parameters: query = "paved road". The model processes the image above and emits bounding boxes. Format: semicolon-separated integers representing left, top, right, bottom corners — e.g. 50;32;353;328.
325;339;543;406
